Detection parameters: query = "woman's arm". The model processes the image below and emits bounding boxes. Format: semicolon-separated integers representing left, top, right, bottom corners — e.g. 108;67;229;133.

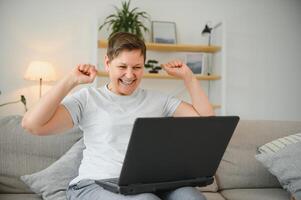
162;60;214;117
22;64;97;135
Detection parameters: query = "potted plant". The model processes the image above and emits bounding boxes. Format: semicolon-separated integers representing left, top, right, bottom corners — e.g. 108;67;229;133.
99;0;150;39
145;59;162;73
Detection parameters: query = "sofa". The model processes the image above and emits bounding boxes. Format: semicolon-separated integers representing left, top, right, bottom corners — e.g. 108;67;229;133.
1;115;301;200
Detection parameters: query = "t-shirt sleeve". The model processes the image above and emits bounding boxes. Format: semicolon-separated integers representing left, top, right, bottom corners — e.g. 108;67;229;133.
61;88;88;126
163;94;181;117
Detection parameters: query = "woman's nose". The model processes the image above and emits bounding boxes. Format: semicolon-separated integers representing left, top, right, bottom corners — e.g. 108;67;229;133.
125;68;134;79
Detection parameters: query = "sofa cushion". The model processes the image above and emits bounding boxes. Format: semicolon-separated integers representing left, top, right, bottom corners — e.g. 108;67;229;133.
21;138;84;200
255;134;301;200
203;192;226;200
0;115;82;193
257;133;301;154
220;188;290;200
216;120;301;190
0;194;41;200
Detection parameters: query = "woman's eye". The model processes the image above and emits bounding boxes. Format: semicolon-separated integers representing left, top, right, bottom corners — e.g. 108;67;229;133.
118;66;126;69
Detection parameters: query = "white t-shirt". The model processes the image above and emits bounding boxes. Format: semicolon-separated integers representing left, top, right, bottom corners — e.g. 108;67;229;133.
62;85;181;185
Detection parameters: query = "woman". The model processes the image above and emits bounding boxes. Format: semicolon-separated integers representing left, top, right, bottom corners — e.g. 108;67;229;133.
22;32;213;200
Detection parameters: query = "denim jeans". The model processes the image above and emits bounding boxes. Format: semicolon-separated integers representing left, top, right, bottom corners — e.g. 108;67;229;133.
66;179;207;200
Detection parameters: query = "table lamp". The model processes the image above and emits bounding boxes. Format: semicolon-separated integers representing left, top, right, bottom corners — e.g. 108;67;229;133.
24;61;57;98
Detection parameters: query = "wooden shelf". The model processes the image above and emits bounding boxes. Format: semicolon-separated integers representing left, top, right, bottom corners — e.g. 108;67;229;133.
98;40;221;53
96;71;221;81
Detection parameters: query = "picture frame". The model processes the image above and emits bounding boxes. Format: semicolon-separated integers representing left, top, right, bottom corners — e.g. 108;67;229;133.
185;53;204;74
152;21;177;44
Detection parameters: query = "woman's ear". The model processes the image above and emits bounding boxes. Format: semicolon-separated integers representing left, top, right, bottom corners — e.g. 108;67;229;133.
104;55;110;72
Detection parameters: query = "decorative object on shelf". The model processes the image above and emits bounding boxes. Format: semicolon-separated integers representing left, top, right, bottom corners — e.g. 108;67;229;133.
0;95;27;112
144;59;162;73
152;21;177;44
99;0;150;39
201;22;222;46
24;61;57;98
185;53;204;74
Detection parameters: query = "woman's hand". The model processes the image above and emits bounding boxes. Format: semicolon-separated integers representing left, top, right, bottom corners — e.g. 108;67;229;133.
69;64;98;85
161;60;194;82
163;61;214;117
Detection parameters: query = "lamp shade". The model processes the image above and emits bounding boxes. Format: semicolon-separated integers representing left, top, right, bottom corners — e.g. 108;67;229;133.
201;24;212;35
24;61;57;81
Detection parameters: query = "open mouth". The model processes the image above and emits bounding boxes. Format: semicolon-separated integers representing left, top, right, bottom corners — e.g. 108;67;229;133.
119;79;136;86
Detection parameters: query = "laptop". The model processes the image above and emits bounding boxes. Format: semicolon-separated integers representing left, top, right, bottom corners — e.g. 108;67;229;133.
95;116;239;195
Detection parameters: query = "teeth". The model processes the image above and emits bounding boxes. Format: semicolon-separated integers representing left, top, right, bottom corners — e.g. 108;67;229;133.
120;79;134;85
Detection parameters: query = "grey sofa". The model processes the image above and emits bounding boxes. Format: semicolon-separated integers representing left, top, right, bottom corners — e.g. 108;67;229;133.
1;115;300;200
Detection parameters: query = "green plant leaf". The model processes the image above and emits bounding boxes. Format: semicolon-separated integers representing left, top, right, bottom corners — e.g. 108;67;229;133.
99;0;150;39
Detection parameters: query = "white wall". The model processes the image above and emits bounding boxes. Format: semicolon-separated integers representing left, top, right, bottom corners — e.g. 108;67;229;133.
0;0;301;120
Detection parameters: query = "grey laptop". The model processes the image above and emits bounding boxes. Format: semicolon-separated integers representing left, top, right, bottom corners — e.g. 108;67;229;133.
95;116;239;195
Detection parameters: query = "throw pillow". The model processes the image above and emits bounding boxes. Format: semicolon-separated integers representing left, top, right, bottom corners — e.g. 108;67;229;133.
21;138;84;200
255;133;301;200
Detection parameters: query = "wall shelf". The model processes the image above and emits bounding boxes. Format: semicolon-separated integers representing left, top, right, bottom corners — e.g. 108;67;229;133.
98;40;221;53
96;71;221;81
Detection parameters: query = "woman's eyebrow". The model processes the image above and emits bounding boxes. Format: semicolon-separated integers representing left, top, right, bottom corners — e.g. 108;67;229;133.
133;63;144;67
118;63;143;67
118;62;127;66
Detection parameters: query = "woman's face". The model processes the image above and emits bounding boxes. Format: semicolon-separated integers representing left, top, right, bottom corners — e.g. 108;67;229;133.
105;49;144;96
